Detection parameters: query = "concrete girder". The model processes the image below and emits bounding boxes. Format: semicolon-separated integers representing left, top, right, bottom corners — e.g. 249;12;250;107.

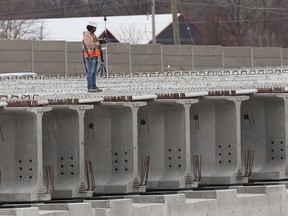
191;96;249;185
42;105;93;198
242;93;288;180
84;102;147;194
0;107;51;202
138;99;199;189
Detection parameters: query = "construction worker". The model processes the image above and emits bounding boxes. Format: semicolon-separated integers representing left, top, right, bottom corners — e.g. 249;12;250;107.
83;20;105;92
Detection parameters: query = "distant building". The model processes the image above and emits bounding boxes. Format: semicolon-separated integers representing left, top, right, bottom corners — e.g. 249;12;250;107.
41;14;204;44
98;29;120;43
41;15;173;43
149;13;204;45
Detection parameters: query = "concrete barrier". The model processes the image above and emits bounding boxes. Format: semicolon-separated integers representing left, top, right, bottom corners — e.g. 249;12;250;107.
252;47;282;67
282;48;288;66
33;41;66;75
193;45;222;69
0;39;287;75
67;42;84;76
105;43;130;74
162;45;193;71
223;46;252;68
130;44;162;73
0;40;32;73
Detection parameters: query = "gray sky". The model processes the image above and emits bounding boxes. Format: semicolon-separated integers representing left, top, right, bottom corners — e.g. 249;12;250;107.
41;14;173;43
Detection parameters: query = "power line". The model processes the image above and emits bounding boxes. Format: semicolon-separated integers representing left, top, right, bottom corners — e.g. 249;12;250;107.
179;17;288;25
156;0;288;25
177;0;194;45
0;0;118;17
0;0;287;23
156;0;288;16
209;0;288;16
3;0;286;18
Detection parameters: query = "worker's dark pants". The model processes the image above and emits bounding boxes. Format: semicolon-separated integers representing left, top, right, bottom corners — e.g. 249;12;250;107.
85;56;98;89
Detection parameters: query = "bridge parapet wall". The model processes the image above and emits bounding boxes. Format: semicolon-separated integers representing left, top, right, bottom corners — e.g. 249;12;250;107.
0;40;287;75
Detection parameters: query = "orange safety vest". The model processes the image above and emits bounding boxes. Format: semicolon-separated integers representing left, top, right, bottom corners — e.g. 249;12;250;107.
83;33;101;58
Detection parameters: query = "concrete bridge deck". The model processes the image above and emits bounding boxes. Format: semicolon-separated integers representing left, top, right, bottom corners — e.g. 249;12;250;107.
0;67;288;215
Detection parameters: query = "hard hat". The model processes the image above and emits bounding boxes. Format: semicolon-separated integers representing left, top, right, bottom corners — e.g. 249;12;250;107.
87;20;97;28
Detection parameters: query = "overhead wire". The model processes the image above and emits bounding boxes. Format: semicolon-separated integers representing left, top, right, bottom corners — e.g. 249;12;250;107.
0;0;287;27
0;0;287;17
177;0;194;45
207;0;288;16
0;0;120;17
185;17;288;25
154;0;288;26
156;0;288;16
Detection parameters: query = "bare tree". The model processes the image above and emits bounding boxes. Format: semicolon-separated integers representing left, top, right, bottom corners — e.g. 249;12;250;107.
205;0;257;45
246;0;288;47
205;0;288;47
0;0;288;46
0;0;44;40
0;19;44;40
117;23;144;44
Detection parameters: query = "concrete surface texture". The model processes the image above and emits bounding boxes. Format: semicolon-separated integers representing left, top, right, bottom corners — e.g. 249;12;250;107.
1;66;288;214
0;185;287;215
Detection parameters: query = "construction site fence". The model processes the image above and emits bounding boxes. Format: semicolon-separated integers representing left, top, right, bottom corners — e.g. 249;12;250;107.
1;40;288;76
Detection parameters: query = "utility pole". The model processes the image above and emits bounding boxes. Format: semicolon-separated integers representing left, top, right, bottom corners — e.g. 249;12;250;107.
171;0;180;45
152;0;156;44
39;22;44;40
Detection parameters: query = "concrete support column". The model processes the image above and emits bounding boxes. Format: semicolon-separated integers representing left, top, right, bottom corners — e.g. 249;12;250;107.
43;105;93;198
234;97;248;178
178;99;199;188
0;107;51;202
84;102;146;194
77;107;91;194
128;102;146;192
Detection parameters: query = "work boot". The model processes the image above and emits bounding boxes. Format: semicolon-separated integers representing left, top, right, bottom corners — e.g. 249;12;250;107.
88;88;97;93
87;87;103;93
94;87;103;92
